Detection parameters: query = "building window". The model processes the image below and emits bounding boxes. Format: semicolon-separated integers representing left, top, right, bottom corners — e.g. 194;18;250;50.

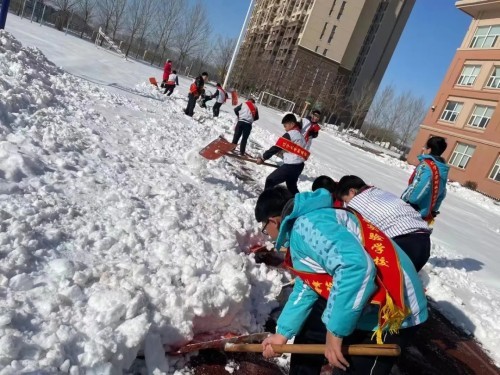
329;0;337;16
468;105;494;129
337;1;346;20
489;155;500;181
323;49;328;56
328;25;337;44
440;101;463;122
469;25;500;48
449;143;476;169
457;65;481;86
486;66;500;88
320;22;328;39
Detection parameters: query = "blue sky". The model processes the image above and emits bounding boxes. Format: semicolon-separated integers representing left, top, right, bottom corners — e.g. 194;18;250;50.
194;0;471;106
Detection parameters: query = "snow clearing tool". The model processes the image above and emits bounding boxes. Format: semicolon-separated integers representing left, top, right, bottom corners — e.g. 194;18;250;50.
168;331;400;357
224;152;278;168
149;77;159;88
225;343;401;357
199;136;237;160
171;332;271;354
199;136;278;167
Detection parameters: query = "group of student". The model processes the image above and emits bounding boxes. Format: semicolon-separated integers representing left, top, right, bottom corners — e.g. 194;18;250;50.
254;135;449;374
182;71;228;118
182;70;453;373
183;73;323;198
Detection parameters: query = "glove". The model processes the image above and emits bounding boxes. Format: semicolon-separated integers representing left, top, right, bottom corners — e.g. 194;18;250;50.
256;158;264;165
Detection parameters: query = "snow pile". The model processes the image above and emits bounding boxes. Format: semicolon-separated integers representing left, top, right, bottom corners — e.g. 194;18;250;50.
0;31;282;374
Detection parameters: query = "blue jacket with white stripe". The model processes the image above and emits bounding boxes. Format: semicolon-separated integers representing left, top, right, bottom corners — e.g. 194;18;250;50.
401;154;450;219
275;189;428;339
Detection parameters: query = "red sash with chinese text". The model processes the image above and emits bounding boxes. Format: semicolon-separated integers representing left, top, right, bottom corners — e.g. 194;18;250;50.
409;159;440;223
246;100;257;119
275;137;311;160
283;210;409;344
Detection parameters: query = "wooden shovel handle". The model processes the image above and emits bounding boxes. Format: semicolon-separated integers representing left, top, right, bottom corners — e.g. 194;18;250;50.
224;153;279;168
224;343;401;357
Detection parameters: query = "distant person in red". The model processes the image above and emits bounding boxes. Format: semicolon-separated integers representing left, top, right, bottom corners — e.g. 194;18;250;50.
311;175;343;208
162;59;173;86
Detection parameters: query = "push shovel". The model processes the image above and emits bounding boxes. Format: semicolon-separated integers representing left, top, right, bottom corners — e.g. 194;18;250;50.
170;332;400;357
225;343;401;357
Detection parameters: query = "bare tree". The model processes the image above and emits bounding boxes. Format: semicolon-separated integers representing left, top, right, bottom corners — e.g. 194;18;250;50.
313;74;348;124
109;0;127;40
148;0;185;65
363;85;395;139
52;0;78;30
192;47;213;77
123;0;155;57
75;0;96;38
345;83;375;132
397;94;427;150
96;0;115;34
174;1;211;68
377;91;410;148
213;36;236;84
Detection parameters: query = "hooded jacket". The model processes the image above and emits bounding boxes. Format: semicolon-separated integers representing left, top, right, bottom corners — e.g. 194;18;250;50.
401;154;450;218
274;189;428;339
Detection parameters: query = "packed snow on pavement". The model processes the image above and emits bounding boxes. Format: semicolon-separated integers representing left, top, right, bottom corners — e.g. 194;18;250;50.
1;14;499;374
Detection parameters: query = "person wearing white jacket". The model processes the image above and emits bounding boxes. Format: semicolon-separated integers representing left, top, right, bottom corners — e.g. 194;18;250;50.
256;113;306;194
163;70;179;96
212;83;227;117
231;98;259;155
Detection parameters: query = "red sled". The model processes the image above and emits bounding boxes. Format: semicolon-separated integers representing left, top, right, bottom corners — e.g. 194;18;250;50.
199;136;237;160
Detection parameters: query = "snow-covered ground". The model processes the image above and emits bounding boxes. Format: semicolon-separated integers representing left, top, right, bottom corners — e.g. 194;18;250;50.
1;14;499;374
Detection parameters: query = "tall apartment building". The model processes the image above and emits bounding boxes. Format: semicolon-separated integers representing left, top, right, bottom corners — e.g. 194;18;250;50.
407;0;500;199
230;0;415;121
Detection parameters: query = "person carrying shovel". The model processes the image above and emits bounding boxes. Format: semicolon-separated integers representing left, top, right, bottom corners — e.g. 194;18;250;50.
254;186;428;375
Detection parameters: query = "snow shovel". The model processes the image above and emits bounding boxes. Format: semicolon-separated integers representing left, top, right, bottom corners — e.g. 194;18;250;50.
225;343;401;357
199;136;238;160
224;152;279;168
149;77;159;88
170;332;271;354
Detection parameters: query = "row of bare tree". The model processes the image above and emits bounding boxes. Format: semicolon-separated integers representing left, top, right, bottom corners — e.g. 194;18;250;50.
11;0;236;82
359;85;427;152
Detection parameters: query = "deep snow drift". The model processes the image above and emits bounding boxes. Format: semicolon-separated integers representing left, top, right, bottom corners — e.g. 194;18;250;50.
0;31;284;374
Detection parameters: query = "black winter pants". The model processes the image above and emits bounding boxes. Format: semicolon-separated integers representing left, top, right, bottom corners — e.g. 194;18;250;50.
265;162;304;194
213;102;222;117
231;121;252;155
164;84;175;96
290;298;328;375
289;298;419;375
392;231;431;272
184;93;197;116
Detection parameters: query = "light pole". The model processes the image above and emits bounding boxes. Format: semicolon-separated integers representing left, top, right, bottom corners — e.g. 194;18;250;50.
222;0;254;90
